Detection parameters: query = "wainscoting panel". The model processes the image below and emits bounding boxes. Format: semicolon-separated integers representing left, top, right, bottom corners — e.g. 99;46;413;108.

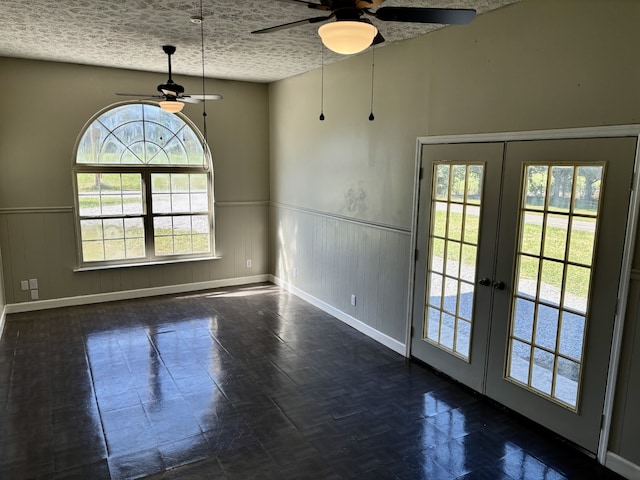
271;204;411;344
0;203;269;304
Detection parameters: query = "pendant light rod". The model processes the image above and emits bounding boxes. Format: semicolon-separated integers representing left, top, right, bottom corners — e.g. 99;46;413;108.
369;46;375;121
319;45;325;121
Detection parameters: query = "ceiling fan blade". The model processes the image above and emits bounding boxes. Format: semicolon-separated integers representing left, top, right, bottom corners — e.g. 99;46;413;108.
275;0;330;10
161;89;180;97
116;93;162;98
374;7;476;25
184;94;224;101
372;31;385;46
252;15;331;34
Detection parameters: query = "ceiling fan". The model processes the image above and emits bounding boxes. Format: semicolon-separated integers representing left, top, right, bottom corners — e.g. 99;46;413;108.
252;0;476;54
116;45;222;113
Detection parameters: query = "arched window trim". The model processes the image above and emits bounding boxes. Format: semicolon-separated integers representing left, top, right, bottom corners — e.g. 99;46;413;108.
72;101;217;271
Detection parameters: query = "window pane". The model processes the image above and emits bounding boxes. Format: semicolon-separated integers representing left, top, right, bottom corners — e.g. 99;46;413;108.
104;239;125;260
516;255;538;300
426;307;441;342
524;166;547;210
154;217;172;237
460;244;476;283
429;273;443;307
103;219;124;240
543;214;569;260
155;236;173;256
440;313;455;350
80;219;103;241
555;358;580;407
540;260;563;306
568;217;596;266
82;240;104;262
513;298;535;342
509;340;531;385
171;174;190;193
535;305;559;351
463;205;480;244
451;165;466;203
531;348;554;395
455;319;471;358
192;234;210;254
446;241;461;278
466;165;483;205
152;174;171;193
558;311;585;362
435;165;449;201
574;166;602;214
520;212;543;256
153;194;171;214
549;166;574;213
433;202;447;238
171;193;191;213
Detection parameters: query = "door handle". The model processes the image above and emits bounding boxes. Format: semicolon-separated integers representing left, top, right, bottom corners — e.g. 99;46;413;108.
478;278;491;287
493;281;505;290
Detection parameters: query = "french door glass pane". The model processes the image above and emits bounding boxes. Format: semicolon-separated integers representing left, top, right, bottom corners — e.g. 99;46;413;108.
424;163;484;361
507;163;603;410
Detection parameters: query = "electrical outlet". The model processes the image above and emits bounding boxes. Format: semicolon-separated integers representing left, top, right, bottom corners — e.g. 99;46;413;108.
29;278;38;289
292;267;297;278
246;259;252;268
21;280;29;291
30;289;39;301
351;294;356;306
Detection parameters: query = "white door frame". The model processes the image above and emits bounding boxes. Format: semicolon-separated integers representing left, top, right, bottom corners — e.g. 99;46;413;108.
405;125;640;464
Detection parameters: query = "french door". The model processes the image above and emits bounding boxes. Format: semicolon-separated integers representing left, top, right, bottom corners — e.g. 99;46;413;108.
411;134;637;453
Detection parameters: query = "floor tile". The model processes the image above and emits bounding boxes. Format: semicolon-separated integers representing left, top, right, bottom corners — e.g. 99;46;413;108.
0;283;627;480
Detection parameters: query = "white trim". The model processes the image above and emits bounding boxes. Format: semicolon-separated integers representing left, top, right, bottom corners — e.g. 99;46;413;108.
0;206;73;214
271;275;406;356
410;125;640;464
270;202;411;235
417;125;640;145
405;137;424;357
4;275;270;314
0;305;6;341
0;201;269;216
599;133;640;463
216;201;270;207
606;452;640;479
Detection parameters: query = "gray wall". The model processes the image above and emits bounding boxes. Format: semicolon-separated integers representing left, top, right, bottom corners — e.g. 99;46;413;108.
269;0;640;466
0;57;270;303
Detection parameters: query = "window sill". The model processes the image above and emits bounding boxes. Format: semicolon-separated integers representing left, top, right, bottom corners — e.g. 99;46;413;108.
74;255;222;272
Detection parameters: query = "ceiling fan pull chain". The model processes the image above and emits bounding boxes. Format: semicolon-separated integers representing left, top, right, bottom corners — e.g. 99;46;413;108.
319;45;325;121
368;46;375;121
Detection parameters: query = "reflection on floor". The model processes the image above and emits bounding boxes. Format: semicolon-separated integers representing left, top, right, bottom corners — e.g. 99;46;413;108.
0;283;624;479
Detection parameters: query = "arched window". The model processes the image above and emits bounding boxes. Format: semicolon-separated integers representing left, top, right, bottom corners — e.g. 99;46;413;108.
73;102;215;269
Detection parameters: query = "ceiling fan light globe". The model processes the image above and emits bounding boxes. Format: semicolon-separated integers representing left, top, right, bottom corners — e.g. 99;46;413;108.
159;100;184;113
318;21;377;55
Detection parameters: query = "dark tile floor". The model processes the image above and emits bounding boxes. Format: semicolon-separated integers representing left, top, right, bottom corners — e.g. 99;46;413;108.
0;283;624;479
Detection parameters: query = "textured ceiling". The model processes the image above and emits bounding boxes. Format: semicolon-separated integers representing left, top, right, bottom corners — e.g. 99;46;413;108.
0;0;519;83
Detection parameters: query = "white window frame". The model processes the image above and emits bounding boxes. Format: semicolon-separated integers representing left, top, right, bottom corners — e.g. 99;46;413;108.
72;102;216;270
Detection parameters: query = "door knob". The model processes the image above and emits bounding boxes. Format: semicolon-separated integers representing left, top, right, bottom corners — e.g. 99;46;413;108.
493;281;505;290
478;278;491;286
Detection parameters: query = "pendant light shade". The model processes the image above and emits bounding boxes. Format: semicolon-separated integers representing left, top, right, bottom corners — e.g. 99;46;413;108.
318;21;377;55
159;100;184;113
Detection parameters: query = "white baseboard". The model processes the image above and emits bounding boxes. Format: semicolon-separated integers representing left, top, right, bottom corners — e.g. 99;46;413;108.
606;452;640;479
4;275;271;315
0;305;6;340
271;275;407;356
